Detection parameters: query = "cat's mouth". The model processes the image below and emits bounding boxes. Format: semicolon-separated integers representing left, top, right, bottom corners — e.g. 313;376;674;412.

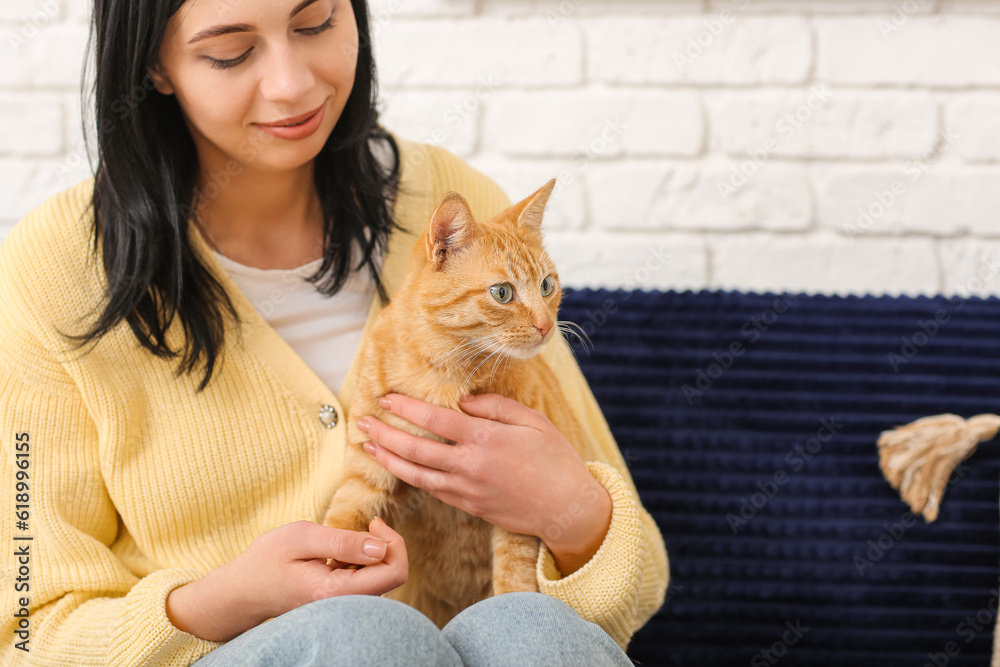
505;339;546;361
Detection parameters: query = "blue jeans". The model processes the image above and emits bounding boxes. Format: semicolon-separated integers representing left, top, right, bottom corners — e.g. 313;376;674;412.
191;592;634;666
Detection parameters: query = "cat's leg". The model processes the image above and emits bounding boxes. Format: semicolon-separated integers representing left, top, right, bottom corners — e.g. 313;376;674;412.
490;526;539;595
322;436;404;532
323;454;430;534
323;473;394;532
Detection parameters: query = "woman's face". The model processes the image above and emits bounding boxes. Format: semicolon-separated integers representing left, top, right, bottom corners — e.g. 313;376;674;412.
151;0;358;175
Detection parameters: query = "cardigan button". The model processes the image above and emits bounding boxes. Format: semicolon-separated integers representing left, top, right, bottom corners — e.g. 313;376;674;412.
318;404;338;429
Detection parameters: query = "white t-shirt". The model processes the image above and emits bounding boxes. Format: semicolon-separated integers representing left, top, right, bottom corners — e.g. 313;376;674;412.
213;247;378;394
212;139;396;393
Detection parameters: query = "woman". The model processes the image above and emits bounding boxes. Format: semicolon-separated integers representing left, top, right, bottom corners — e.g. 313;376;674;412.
0;0;668;664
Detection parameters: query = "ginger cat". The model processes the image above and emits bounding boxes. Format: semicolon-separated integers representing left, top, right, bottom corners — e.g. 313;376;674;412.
323;178;601;628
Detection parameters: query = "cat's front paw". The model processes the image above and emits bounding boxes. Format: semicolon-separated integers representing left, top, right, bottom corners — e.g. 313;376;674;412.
322;501;372;533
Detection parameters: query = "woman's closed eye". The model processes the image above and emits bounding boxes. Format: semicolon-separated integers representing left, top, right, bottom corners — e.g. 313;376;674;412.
207;13;338;70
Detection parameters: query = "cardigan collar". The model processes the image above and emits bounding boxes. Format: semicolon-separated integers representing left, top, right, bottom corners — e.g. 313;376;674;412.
186;132;435;418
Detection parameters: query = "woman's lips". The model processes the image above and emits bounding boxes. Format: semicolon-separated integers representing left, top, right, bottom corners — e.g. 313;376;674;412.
258;102;325;127
254;101;326;140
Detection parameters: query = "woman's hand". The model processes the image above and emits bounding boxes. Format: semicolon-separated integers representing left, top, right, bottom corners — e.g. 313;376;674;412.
356;393;613;576
166;517;407;642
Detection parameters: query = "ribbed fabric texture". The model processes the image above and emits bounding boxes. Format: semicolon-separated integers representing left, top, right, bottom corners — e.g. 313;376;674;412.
0;134;667;666
557;288;1000;667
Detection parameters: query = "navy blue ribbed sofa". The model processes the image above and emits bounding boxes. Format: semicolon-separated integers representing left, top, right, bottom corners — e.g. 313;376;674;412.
559;289;1000;667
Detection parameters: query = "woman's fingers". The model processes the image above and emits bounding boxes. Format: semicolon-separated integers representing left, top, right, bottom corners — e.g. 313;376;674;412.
282;519;388;566
359;415;457;472
456;392;549;430
330;517;408;594
376;393;469;441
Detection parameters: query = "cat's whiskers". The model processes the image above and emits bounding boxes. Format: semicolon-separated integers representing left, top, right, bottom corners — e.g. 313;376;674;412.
459;342;508;393
500;343;513;380
557;319;594;354
418;337;492;377
426;337;499;397
419;342;496;399
387;335;493;384
487;342;513;388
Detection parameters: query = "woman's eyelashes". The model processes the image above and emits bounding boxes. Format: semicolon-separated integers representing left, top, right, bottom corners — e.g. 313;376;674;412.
207;14;337;70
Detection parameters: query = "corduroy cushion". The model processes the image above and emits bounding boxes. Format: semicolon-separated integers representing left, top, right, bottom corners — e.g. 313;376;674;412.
559;288;1000;667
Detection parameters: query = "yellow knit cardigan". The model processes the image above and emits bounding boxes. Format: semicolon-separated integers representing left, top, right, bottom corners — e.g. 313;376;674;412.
0;135;668;665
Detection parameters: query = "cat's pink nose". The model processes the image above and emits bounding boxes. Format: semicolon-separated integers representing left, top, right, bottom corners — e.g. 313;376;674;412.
535;322;552;338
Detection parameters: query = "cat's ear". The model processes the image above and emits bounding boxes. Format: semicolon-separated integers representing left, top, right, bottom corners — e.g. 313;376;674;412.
514;178;557;232
426;191;478;270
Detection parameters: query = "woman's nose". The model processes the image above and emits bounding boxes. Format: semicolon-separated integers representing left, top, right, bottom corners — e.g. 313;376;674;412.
258;43;315;104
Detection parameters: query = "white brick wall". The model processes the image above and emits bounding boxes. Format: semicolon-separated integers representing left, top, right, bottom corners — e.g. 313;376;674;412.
2;0;998;297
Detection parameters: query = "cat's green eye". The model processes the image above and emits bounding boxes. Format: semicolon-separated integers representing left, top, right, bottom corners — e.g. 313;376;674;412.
540;275;555;297
490;283;514;304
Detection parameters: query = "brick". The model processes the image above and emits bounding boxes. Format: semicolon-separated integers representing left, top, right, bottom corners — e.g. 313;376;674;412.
65;0;92;23
482;90;702;158
706;88;938;159
64;80;101;175
64;89;91;164
940;0;1000;13
378;90;480;156
465;156;587;230
814;165;1000;238
544;232;707;292
480;0;704;17
0;23;90;87
0;157;92;225
0;92;63;155
369;0;475;17
711;233;939;296
816;16;1000;86
0;0;61;24
939;240;1000;298
587;161;811;231
586;17;810;84
946;94;1000;162
710;0;938;12
373;18;582;88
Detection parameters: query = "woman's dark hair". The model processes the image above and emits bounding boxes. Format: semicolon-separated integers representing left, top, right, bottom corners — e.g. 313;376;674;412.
69;0;402;391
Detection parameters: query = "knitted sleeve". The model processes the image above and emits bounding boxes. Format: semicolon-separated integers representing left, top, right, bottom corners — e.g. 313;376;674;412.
536;333;670;651
0;196;224;665
428;145;669;650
